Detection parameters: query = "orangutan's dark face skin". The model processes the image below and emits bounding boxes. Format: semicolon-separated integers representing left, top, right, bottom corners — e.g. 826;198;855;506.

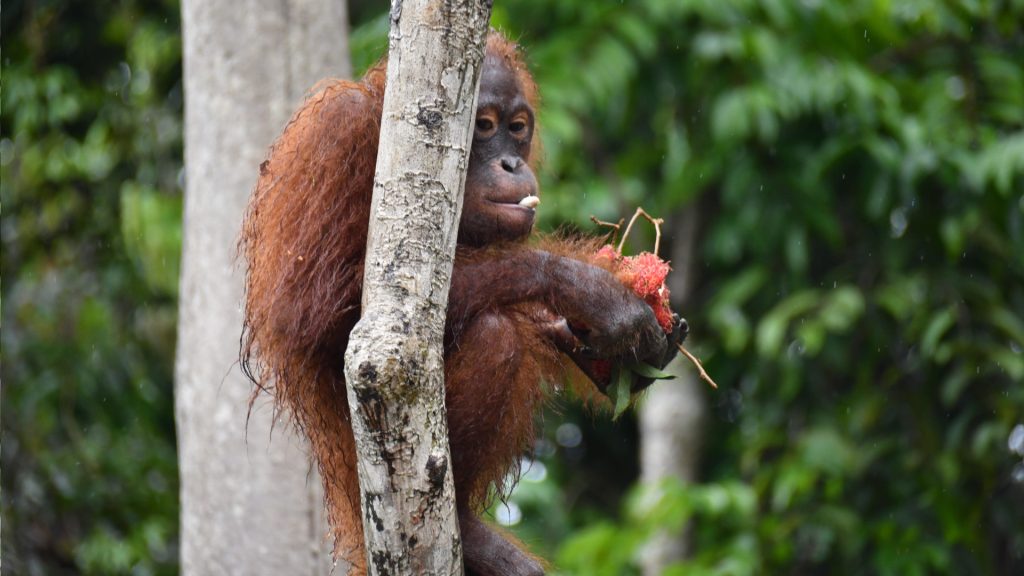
459;56;539;246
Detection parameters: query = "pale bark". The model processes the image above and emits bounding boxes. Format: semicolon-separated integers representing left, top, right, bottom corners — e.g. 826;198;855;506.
639;206;707;575
176;2;349;574
342;1;493;574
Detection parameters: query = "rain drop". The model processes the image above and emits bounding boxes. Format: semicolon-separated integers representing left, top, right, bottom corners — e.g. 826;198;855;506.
945;76;966;101
533;438;556;458
555;422;582;448
521;457;548;483
889;208;908;238
495;502;523;526
0;139;13;166
787;339;806;359
1009;424;1024;456
1012;463;1024;484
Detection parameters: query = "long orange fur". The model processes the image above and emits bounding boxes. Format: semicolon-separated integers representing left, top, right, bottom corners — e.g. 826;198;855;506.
239;34;606;573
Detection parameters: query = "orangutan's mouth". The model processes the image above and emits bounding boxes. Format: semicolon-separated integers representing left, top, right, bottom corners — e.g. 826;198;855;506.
490;195;540;212
517;195;540;208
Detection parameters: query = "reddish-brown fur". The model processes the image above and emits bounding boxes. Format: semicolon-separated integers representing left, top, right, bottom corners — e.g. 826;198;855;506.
241;33;657;574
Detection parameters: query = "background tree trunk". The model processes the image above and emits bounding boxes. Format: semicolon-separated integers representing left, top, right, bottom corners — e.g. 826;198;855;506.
342;1;492;574
639;206;707;576
176;2;349;574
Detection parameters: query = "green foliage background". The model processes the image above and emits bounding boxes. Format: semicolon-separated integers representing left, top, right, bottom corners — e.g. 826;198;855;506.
3;0;1022;574
3;1;183;574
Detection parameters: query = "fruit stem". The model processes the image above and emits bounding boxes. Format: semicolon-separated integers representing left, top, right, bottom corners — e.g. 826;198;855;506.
618;207;664;256
677;343;718;389
589;215;625;247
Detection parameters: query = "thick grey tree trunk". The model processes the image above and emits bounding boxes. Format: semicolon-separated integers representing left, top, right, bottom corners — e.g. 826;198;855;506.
342;1;492;574
639;207;707;575
176;2;349;574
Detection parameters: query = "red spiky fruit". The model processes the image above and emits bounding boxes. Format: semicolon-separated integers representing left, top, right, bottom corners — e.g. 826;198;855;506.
613;251;673;333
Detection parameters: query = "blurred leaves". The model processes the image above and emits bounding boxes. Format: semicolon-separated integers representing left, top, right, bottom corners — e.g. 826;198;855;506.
4;0;1023;574
556;478;759;576
466;0;1024;573
2;1;183;574
121;183;182;297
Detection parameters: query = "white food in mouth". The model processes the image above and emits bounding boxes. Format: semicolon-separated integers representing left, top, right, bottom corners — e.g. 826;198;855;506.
518;195;540;208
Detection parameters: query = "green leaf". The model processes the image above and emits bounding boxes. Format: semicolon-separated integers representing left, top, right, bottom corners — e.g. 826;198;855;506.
921;307;956;359
627;362;676;380
610;366;633;420
756;290;820;357
819;286;865;332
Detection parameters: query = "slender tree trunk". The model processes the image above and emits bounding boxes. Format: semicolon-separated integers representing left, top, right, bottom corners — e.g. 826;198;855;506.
342;1;492;574
176;2;349;574
639;206;706;575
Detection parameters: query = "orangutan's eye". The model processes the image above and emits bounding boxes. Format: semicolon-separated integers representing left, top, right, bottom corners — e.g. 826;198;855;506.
476;118;495;132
